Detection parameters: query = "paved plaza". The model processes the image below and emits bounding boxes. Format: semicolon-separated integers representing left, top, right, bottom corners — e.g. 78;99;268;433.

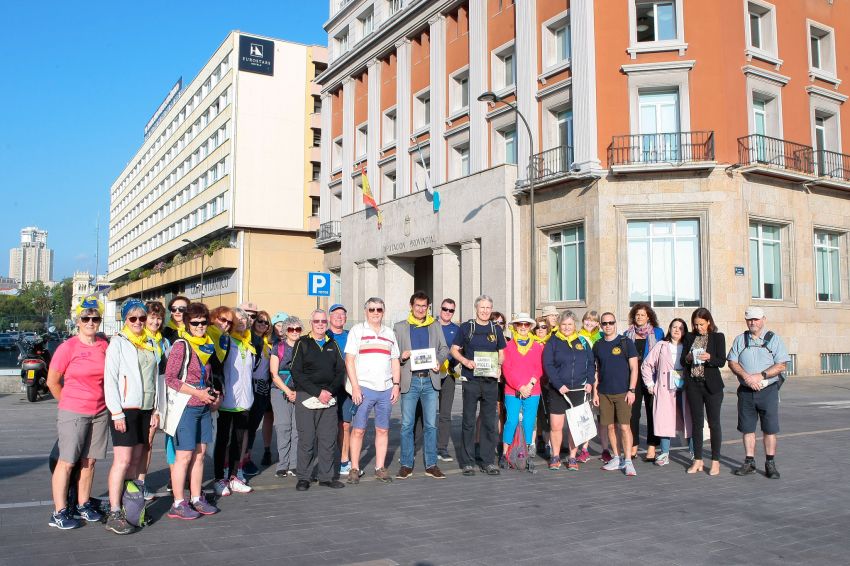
0;375;849;565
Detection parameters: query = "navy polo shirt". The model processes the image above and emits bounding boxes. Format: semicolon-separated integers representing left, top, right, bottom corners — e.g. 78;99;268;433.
593;336;638;395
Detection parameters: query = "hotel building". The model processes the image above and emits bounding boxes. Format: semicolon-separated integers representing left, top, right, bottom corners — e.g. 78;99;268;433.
9;226;54;286
317;0;848;375
108;32;327;317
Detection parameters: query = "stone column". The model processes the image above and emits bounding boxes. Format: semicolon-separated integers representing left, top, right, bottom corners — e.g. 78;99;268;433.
366;59;382;201
468;0;488;173
429;14;447;185
515;0;539;179
459;240;481;321
319;92;332;224
378;256;414;322
395;39;412;196
342;77;356;213
432;245;460;308
571;0;602;173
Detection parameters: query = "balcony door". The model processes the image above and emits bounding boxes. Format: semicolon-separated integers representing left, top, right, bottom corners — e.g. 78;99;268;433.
556;110;573;173
639;90;680;163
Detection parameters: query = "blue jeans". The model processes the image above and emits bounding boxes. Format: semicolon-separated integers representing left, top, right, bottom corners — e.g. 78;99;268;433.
503;394;540;445
400;376;438;468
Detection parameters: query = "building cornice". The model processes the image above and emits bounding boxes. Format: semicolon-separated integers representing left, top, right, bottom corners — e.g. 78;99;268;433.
742;64;790;86
806;85;848;104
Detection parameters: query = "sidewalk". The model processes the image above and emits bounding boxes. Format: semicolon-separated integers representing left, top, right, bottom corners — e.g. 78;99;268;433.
0;375;848;565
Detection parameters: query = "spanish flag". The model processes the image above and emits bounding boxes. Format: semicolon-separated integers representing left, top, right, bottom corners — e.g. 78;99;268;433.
360;164;383;229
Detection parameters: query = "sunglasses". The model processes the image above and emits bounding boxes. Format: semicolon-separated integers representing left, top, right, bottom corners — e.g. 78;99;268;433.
600;321;616;326
188;320;209;327
245;311;257;319
126;316;147;323
218;317;233;325
537;326;549;330
287;326;303;333
368;307;384;313
170;306;187;313
494;320;505;326
441;307;455;313
80;316;102;324
515;322;532;327
256;320;270;326
312;319;328;324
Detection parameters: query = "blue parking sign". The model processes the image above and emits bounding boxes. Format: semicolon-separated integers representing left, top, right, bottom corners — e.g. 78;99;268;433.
308;272;331;297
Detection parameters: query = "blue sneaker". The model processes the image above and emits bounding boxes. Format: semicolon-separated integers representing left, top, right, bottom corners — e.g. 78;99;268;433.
75;500;104;522
340;461;352;475
49;508;82;530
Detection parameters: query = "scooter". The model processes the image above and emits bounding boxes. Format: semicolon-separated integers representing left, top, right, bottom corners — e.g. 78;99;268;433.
17;329;53;402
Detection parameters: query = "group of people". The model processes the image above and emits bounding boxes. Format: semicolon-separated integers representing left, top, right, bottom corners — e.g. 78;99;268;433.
45;290;790;534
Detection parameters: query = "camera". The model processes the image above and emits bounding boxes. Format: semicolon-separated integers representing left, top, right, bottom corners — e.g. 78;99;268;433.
207;387;219;399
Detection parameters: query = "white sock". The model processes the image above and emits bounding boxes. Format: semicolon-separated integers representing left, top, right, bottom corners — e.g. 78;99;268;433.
173;498;184;507
191;496;201;504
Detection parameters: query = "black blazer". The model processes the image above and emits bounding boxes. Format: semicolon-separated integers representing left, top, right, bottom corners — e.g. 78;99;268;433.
680;331;726;394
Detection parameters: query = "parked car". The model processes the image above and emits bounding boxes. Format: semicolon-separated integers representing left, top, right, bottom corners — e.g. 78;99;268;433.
0;333;15;351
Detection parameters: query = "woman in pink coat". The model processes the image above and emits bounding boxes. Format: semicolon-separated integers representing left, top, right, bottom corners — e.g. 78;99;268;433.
641;318;693;466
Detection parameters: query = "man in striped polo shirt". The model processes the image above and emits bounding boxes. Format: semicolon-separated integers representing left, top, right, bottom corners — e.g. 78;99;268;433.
344;297;401;484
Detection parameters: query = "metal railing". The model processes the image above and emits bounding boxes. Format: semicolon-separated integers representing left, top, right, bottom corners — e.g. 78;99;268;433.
316;220;341;245
608;131;715;166
737;134;814;175
527;145;574;181
821;353;850;374
816;149;850;182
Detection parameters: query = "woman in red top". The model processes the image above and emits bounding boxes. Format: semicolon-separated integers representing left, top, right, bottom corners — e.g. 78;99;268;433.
500;313;544;462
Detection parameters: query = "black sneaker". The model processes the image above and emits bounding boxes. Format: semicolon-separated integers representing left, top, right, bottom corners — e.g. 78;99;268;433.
275;469;288;478
105;510;134;535
734;458;756;476
765;460;780;479
295;480;310;491
318;480;345;489
242;460;260;477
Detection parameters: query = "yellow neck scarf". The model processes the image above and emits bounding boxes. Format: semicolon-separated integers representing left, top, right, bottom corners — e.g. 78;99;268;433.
513;334;535;355
144;328;163;356
230;328;256;359
554;330;580;345
122;326;154;351
183;332;215;366
407;312;435;327
166;317;183;335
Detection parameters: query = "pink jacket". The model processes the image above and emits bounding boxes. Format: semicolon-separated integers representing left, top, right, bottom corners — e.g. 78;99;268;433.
502;340;544;397
641;340;692;438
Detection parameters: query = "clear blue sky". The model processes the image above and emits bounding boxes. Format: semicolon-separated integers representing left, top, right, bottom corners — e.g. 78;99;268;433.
0;1;328;280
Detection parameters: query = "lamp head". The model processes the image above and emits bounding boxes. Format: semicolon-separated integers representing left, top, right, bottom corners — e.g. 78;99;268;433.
477;91;500;103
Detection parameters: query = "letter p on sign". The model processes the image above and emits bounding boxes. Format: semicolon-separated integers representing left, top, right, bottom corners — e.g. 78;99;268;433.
308;272;331;297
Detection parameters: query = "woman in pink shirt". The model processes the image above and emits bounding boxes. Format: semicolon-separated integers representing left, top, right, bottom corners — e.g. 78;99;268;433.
500;313;544;463
46;296;109;530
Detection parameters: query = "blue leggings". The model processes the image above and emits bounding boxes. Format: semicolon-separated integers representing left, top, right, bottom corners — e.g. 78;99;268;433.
502;394;540;445
658;390;694;454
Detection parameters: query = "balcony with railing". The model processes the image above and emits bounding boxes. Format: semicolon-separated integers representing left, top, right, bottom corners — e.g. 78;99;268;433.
316;220;342;246
608;131;716;173
814;149;850;189
737;134;815;180
520;145;574;185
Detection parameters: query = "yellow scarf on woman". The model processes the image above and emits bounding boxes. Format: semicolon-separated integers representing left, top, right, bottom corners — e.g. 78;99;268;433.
554;330;582;347
230;328;256;359
407;312;435;327
122;326;154;351
144;328;164;357
513;335;535;355
166;317;184;336
183;332;215;366
204;325;230;362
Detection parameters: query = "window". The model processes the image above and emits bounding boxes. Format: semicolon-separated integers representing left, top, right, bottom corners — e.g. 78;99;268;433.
750;222;783;299
812;107;841;177
499;127;517;165
383;168;398;200
358;8;374;39
383;108;397;145
413;152;431;193
356;123;368;158
814;231;841;302
543;13;571;70
311;197;320;217
808;21;837;78
746;1;778;59
460;145;470;176
388;0;402;17
312;128;322;146
335;28;350;58
549;225;586;302
312;163;321;181
450;70;469;113
414;91;431;130
450;143;470;179
492;43;516;91
628;219;701;307
636;1;677;42
639;90;680;162
332;137;343;171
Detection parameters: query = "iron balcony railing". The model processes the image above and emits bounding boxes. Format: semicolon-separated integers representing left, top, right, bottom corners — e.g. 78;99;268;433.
528;145;574;181
737;134;814;175
316;220;341;245
816;149;850;183
609;131;715;167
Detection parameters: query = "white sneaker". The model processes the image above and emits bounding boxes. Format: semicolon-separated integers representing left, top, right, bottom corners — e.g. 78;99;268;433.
236;468;248;484
618;456;627;470
601;457;621;471
229;475;253;493
214;479;231;497
624;460;637;477
655;453;670;466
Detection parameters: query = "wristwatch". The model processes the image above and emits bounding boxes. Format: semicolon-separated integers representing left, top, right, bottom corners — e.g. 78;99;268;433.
760;371;768;379
628;388;636;393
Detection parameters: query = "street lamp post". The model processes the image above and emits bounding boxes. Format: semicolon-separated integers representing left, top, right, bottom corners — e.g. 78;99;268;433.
477;91;537;315
182;239;206;300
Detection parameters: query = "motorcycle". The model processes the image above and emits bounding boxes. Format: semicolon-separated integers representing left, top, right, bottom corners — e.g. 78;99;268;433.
17;328;53;402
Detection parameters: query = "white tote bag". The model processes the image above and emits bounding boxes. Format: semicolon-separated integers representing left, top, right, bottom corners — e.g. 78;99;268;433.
565;399;598;446
159;340;193;436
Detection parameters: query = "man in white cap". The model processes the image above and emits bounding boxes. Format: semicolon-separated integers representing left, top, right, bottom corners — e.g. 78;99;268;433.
727;306;790;479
